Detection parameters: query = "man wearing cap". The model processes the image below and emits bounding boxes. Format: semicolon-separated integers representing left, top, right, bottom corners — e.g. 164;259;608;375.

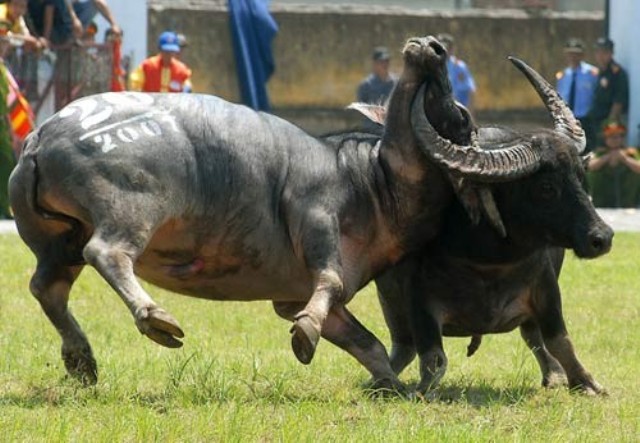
356;46;398;105
437;33;476;110
129;30;192;93
555;38;599;151
588;120;640;207
587;37;629;148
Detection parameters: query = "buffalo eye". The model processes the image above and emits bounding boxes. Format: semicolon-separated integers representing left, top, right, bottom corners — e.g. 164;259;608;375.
538;182;558;200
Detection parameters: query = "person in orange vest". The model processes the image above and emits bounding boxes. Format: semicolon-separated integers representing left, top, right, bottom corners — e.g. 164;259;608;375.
129;31;192;93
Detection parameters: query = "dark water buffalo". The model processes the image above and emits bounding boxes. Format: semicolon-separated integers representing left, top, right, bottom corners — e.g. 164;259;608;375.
10;36;488;388
376;57;614;396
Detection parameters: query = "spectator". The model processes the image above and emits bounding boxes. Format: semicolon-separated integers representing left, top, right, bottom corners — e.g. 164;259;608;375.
69;0;120;37
356;46;397;105
0;22;16;218
0;0;46;50
555;38;598;151
587;37;629;149
28;0;83;115
80;20;97;44
129;31;192;93
588;121;640;208
27;0;80;46
437;33;476;110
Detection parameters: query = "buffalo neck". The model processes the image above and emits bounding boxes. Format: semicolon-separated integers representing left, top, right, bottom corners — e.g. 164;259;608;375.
379;74;430;184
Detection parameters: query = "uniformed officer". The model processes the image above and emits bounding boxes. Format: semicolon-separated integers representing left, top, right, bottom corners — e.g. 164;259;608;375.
555;38;598;151
356;46;398;105
437;33;476;110
356;46;398;130
588;37;629;149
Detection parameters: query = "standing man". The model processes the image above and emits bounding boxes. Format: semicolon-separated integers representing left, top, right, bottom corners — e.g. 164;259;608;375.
555;38;599;151
70;0;120;36
27;0;79;46
356;46;398;105
437;33;476;111
129;30;192;93
588;37;629;148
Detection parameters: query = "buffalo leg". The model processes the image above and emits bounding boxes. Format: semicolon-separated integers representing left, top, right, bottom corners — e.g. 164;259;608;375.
30;262;97;384
376;273;417;375
274;302;403;393
519;320;567;388
83;233;184;348
322;306;404;393
290;212;344;364
409;295;447;393
535;282;605;395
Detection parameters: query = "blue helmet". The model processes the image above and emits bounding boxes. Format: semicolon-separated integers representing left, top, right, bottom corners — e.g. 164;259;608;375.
158;31;180;53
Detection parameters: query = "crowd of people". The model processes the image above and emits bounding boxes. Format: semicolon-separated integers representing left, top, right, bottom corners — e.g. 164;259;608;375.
356;34;634;208
556;36;632;208
0;21;637;218
0;0;194;219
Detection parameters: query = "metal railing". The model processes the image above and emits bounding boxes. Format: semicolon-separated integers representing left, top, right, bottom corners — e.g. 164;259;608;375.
4;42;117;122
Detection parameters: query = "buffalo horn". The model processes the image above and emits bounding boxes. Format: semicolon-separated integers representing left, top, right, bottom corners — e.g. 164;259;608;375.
508;56;587;153
411;83;541;182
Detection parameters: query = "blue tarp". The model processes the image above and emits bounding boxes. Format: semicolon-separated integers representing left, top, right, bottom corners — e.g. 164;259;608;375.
228;0;278;112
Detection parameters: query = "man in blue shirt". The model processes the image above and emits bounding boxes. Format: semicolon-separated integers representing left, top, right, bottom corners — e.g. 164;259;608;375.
356;46;398;105
555;38;598;150
437;33;476;110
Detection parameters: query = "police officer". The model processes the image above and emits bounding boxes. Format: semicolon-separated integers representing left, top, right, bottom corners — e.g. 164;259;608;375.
556;38;598;150
437;33;476;110
356;46;398;105
588;37;629;149
356;46;398;131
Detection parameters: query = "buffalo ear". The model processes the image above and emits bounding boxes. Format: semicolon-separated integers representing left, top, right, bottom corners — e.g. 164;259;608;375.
477;187;507;238
346;103;387;125
450;175;507;238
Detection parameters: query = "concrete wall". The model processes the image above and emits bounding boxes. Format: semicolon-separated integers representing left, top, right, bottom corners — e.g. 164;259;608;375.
148;4;604;133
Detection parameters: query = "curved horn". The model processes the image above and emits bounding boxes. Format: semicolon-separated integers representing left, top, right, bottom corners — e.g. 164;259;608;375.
411;83;541;182
508;56;586;153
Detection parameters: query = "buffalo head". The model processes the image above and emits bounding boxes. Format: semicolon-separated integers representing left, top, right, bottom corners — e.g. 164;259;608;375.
411;57;613;258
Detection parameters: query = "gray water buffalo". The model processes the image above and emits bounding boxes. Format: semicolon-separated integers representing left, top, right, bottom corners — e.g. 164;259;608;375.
10;33;528;388
10;36;486;388
376;57;614;396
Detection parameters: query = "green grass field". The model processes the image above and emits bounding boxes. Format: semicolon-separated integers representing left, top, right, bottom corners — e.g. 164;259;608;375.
0;232;638;442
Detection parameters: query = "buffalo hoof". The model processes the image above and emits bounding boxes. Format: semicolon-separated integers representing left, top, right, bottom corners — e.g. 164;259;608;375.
367;377;407;398
542;371;568;389
62;347;98;386
570;379;607;396
137;306;185;348
290;313;320;365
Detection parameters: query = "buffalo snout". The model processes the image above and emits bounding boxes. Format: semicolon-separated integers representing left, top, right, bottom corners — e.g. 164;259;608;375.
578;224;614;258
402;36;447;67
